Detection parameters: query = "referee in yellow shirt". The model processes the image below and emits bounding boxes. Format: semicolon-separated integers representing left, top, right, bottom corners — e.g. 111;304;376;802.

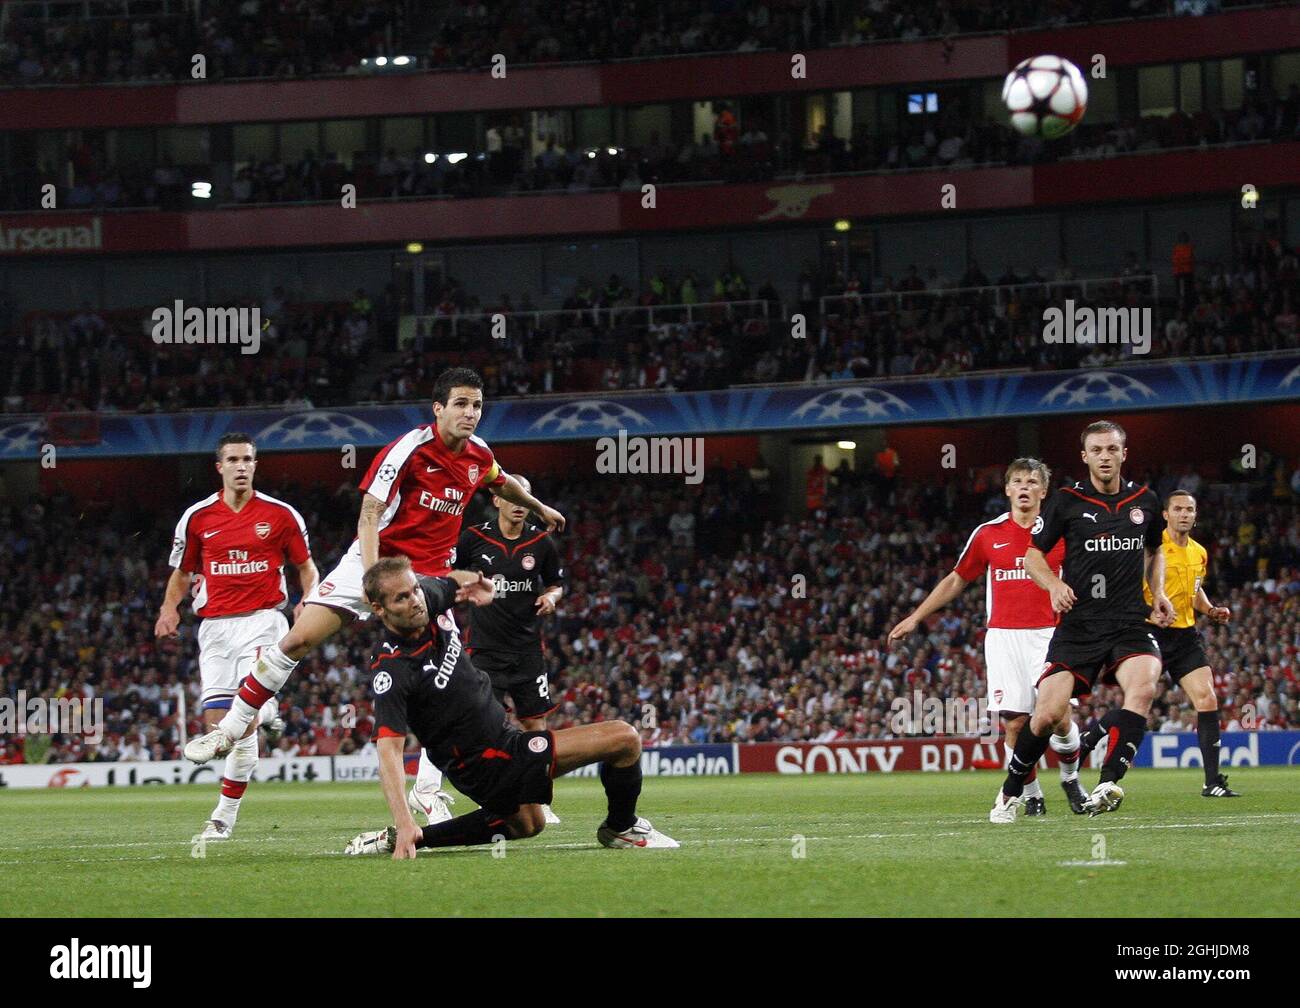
1077;490;1240;796
1145;491;1240;797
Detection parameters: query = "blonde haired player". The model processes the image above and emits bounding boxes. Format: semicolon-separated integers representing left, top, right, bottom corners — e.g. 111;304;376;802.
156;434;318;840
888;458;1087;818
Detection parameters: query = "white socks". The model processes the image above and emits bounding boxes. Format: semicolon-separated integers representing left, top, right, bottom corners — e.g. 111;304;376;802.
211;733;259;826
218;644;298;740
414;750;443;793
1051;721;1082;781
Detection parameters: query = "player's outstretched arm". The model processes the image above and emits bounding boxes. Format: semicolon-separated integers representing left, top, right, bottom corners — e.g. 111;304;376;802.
1024;547;1074;613
535;584;563;616
429;569;495;607
377;735;421;859
1146;548;1174;626
494;473;566;532
154;567;191;638
887;571;967;643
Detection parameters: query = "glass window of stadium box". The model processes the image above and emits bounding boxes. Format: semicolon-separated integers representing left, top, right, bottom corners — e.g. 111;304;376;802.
232;124;276;163
573;107;614;151
1274;52;1300;92
530;110;571;154
1082;71;1117;125
322;120;366;167
625;105;672;149
109;128;155;171
159;127;208;166
437;111;477;154
1138;65;1176;118
1178;63;1203;115
278;121;319;163
381;117;427;158
1217;58;1245;110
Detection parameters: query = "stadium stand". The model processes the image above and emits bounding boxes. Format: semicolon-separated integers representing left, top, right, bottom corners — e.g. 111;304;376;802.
0;0;1274;86
3;458;1298;766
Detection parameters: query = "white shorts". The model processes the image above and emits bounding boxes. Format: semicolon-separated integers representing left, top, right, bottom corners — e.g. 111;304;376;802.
303;546;373;621
197;608;289;710
304;546;447;621
985;627;1053;715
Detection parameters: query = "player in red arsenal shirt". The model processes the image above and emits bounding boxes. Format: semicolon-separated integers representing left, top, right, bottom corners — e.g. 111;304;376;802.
184;369;566;823
888;458;1087;819
156;433;318;841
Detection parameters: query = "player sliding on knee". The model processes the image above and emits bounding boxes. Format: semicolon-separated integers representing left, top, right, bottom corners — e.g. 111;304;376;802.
888;458;1086;817
991;421;1172;822
344;557;676;857
183;370;566;832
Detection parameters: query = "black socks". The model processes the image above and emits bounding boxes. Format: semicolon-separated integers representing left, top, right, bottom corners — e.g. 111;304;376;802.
1099;709;1147;784
418;808;509;848
1000;728;1052;798
1197;710;1222;786
600;760;643;832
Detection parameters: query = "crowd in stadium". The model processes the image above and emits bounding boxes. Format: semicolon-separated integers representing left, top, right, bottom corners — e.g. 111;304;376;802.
15;82;1295;217
0;0;1255;86
3;451;1299;765
2;287;391;413
3;222;1294;414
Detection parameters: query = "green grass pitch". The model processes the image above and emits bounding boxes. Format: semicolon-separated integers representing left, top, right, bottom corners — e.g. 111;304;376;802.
2;768;1296;917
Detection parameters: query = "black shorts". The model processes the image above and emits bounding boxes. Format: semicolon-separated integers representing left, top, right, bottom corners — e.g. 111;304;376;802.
471;649;556;720
442;727;556;816
1039;619;1162;698
1152;624;1209;681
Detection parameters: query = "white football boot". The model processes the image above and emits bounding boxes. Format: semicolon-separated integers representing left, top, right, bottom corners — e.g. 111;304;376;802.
542;804;561;825
1083;781;1125;817
407;784;455;825
185;727;236;764
989;791;1023;824
344;825;396;856
597;816;679;848
199;819;232;841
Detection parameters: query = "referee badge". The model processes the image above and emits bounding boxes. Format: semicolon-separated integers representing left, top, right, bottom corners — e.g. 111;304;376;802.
528;735;549;753
1129;508;1145;524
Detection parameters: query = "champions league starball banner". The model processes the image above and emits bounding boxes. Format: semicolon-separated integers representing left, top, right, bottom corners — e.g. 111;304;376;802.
2;354;1299;460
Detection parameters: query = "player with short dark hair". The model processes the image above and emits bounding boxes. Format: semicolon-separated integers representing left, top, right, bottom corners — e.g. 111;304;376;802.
156;434;317;840
991;420;1174;820
457;474;566;822
1078;489;1239;797
344;557;677;857
184;369;567;831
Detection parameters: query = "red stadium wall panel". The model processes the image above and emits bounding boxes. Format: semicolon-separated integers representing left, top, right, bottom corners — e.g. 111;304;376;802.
737;738;1053;774
5;141;1296;255
5;8;1293;129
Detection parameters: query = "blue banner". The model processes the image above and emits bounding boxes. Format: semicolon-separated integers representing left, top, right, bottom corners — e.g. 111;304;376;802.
1135;731;1300;768
3;354;1298;459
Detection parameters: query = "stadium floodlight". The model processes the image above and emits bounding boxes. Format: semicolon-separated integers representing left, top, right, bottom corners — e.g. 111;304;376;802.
374;56;389;67
837;440;856;450
586;149;597;159
834;219;851;232
393;56;411;66
406;242;423;254
191;181;212;199
606;147;619;156
424;152;437;164
445;152;468;165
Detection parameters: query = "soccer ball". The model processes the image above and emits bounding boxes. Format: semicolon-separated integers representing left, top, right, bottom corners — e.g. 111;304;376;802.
1002;55;1088;139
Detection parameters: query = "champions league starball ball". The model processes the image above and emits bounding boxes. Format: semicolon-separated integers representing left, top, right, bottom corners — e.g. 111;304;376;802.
1002;55;1088;139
